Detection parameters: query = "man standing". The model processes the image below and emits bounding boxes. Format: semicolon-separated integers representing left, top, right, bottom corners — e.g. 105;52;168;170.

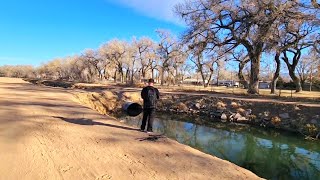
140;79;159;132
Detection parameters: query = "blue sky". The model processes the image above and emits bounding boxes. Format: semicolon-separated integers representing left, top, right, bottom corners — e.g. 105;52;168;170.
0;0;185;66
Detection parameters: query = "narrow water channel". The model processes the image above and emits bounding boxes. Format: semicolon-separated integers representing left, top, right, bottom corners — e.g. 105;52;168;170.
118;113;320;180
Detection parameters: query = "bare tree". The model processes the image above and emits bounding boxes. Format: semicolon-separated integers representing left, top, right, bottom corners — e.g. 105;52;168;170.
81;49;105;80
100;39;127;83
188;39;221;87
156;30;181;86
176;0;319;94
132;37;155;81
227;50;250;88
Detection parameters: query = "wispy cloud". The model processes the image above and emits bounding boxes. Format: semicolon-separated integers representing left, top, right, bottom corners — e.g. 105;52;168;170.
106;0;185;25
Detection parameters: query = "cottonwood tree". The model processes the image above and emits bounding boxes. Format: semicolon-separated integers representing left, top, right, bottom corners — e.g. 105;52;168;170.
176;0;318;94
280;21;319;92
188;38;221;87
156;30;181;85
0;65;35;78
227;49;250;88
297;50;320;90
100;39;127;83
81;49;105;80
170;48;188;85
132;37;155;81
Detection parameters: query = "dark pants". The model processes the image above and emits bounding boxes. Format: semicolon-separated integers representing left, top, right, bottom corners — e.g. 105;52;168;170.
141;108;155;132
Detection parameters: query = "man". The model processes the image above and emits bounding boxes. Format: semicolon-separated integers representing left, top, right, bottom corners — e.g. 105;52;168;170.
140;78;160;132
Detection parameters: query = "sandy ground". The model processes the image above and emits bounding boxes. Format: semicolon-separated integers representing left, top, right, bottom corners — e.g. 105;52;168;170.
0;78;262;180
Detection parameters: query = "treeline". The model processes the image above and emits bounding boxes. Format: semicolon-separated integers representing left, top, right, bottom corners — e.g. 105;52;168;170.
1;0;320;94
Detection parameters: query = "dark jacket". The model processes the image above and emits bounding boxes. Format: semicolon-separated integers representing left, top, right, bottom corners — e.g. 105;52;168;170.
141;86;160;109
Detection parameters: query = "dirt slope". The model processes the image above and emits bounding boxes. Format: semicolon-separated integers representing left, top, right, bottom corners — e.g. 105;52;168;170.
0;78;262;180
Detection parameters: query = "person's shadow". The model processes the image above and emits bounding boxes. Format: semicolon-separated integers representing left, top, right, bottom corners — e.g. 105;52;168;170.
52;116;139;131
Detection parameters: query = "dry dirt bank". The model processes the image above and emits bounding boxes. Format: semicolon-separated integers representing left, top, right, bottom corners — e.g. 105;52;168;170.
73;90;320;139
0;78;262;180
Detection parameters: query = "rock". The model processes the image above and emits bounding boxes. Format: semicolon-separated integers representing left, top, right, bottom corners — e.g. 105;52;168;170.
229;113;236;121
237;117;249;121
294;106;301;111
234;113;242;120
210;112;222;118
310;119;318;124
194;103;201;110
174;102;189;111
279;113;290;119
221;113;227;120
263;111;270;117
244;109;252;116
216;102;227;108
271;116;281;125
230;102;239;108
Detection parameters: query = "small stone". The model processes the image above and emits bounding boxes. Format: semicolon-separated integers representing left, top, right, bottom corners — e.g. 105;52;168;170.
221;113;227;120
230;102;239;108
271;116;281;125
244;109;252;116
263;111;270;117
234;113;242;120
279;113;290;119
237;117;248;121
216;102;227;108
310;119;317;124
194;103;201;110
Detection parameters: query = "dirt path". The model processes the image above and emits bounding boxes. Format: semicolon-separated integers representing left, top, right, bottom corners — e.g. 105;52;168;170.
0;78;262;180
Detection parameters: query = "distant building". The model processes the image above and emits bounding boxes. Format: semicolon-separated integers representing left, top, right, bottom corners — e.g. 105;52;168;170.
213;80;239;87
182;78;204;85
259;81;271;89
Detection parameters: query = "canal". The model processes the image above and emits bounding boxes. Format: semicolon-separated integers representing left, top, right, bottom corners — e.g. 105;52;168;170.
118;113;320;180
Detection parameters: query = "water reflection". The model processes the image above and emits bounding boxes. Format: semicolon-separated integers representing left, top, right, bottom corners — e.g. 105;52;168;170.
119;114;320;180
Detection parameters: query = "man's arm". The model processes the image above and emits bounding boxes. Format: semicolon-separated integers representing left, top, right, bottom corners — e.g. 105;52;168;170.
141;88;146;100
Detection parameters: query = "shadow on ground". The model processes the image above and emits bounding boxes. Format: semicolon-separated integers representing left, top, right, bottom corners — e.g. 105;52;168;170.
52;116;139;132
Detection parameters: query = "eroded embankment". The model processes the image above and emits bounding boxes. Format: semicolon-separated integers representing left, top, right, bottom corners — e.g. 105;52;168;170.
73;91;142;116
73;91;320;139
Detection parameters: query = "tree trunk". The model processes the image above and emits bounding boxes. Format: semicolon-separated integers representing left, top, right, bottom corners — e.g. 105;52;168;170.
248;55;260;94
205;69;214;87
238;61;249;89
271;52;281;94
282;52;302;92
160;67;165;86
152;68;155;80
199;70;207;87
114;70;117;83
289;70;302;92
141;68;146;79
216;68;220;86
131;69;134;85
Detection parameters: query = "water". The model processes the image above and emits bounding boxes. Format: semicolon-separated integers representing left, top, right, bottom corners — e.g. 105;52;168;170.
118;113;320;180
